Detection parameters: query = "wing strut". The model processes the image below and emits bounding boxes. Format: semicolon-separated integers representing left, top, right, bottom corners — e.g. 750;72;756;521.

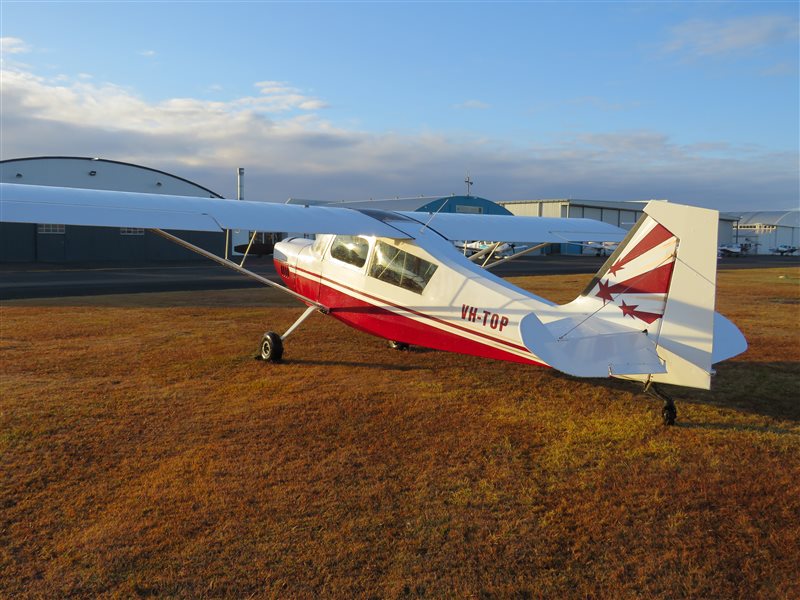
151;229;328;312
484;242;550;270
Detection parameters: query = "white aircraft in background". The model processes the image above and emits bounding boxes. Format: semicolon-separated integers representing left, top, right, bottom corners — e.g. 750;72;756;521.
770;245;797;256
0;183;747;425
585;240;620;257
718;242;756;258
456;240;517;257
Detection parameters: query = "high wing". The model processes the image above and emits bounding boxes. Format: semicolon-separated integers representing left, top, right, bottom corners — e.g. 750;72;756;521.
396;211;625;244
0;183;411;239
0;183;625;244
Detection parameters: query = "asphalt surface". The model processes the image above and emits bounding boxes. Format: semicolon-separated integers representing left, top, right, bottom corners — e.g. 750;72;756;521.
1;254;797;300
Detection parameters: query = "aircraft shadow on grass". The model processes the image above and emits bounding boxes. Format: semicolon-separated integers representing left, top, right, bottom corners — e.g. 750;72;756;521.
270;358;424;371
534;360;800;426
256;349;799;426
676;421;798;435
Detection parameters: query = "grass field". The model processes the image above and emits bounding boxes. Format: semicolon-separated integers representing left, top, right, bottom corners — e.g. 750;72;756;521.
1;267;798;598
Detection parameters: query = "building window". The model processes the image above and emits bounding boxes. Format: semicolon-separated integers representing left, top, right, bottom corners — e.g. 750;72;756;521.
37;224;65;235
120;228;145;236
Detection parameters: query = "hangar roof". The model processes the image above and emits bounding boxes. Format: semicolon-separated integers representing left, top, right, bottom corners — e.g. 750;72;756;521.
287;195;512;215
499;198;652;212
737;210;800;228
0;156;224;198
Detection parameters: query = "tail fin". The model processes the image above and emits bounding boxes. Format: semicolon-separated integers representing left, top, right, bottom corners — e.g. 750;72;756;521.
524;201;746;389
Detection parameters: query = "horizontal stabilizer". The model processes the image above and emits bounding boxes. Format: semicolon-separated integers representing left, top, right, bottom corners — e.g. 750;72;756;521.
713;312;748;363
519;312;666;378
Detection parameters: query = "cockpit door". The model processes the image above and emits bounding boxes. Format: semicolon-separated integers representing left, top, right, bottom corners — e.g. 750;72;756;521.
292;236;327;302
318;235;372;307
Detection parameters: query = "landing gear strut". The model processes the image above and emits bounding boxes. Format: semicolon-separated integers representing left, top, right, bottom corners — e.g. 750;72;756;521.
258;305;320;364
644;381;677;426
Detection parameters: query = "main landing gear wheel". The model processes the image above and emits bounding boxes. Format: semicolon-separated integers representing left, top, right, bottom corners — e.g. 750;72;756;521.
260;332;283;362
388;340;410;351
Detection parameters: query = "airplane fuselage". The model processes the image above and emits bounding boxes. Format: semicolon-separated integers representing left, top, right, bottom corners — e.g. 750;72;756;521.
274;228;554;366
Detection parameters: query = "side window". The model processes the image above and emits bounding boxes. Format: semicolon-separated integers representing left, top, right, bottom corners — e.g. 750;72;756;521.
329;235;370;268
369;241;438;294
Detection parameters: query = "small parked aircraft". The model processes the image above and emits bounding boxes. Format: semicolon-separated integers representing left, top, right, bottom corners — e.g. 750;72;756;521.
770;245;797;256
0;183;747;425
718;242;755;258
456;240;515;257
585;240;620;257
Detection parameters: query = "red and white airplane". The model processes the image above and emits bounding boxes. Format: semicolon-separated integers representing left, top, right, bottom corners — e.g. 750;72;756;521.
0;183;747;425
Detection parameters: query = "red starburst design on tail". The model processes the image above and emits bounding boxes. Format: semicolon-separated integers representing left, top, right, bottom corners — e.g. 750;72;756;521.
607;223;673;277
619;300;638;318
593;263;676;324
596;280;614;304
596;262;674;300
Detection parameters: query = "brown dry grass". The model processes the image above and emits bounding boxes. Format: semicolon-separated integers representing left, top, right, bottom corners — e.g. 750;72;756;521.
1;267;798;599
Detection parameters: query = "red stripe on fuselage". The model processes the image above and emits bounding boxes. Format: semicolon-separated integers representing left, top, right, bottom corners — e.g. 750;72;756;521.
278;260;544;366
292;263;532;354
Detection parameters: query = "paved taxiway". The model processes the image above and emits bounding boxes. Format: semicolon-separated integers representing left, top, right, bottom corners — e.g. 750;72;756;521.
1;254;797;300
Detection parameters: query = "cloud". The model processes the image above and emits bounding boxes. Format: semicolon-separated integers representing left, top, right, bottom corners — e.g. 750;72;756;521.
453;100;490;110
664;14;798;58
0;60;796;211
139;50;157;58
760;61;798;77
254;80;329;111
0;37;31;55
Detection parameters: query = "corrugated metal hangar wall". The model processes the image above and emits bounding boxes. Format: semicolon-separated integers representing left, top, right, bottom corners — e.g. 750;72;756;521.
499;199;738;254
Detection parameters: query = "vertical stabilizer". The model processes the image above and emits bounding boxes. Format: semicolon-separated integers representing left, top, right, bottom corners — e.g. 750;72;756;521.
637;202;719;389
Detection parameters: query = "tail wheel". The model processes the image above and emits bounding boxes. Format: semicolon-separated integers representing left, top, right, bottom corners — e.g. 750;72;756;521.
662;404;677;426
260;332;283;362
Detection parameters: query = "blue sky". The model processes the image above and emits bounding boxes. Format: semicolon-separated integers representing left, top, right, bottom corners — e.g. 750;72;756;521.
1;1;798;210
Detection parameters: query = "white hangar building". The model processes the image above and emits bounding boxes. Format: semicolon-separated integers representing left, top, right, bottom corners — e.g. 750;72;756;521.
733;210;800;254
498;198;739;255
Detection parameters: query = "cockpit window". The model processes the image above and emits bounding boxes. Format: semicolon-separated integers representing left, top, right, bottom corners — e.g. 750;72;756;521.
368;241;438;294
329;235;370;268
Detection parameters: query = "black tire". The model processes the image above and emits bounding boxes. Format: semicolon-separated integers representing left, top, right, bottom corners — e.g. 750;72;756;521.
662;405;677;426
388;340;410;351
260;332;283;362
